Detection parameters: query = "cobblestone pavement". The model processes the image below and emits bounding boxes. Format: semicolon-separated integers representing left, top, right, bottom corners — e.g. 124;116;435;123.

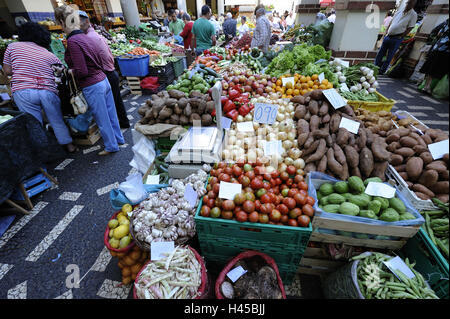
0;77;448;299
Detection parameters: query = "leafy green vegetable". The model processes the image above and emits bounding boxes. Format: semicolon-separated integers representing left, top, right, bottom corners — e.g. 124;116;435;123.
140;40;172;53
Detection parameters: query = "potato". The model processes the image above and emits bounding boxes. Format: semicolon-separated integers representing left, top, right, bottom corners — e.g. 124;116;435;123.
387;141;400;152
294;105;307;120
309;115;320;131
387;127;410;137
394;164;406;172
413;145;428;154
415;192;430;200
406;157;423;181
344;145;359;168
419;152;434;165
386;133;400;144
395;147;415;158
371;161;388;181
336;128;349;146
399;172;408;181
430;181;449;194
359;147;374;178
291;95;305;104
425;161;448;173
418;170;439;188
440;170;449;181
308;100;319;115
421;134;433;145
412;184;435;198
390;154;404;166
399;136;417;148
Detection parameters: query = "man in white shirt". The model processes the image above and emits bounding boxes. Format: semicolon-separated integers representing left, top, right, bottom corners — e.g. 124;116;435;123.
238;16;250;37
375;0;417;74
286;12;295;30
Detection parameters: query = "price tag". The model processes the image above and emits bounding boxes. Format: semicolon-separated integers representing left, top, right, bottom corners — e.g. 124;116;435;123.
315;58;327;64
151;241;175;261
236;121;254;132
383;256;415;282
218;181;242;200
145;175;160;185
323;89;347;109
364;182;396;198
226;266;248;283
339;117;360;134
340;83;350;92
334;58;350;68
253;103;278;124
428;139;449;160
221;116;232;130
318;73;325;83
184;184;198;208
281;77;295;87
264;140;283;156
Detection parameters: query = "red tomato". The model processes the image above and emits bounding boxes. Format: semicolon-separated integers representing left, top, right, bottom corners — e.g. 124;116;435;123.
240;175;251;187
270;170;280;179
291;183;297;189
244;192;256;202
269;209;281;222
210;169;217;177
219;173;231;182
280;171;289;181
218;162;227;169
273;194;281;205
245;170;256;180
272;186;280;195
263;173;272;181
233;166;243;177
212;183;220;194
260;194;271;204
298;181;308;191
206;198;215;209
262;181;271;190
254;199;262;212
280;215;289;224
250;179;263;190
275;178;282;185
260;203;271;214
210;207;221;218
294;174;304;184
289;207;302;219
224;166;233;176
236;158;245;167
248;211;259;223
243;200;256;213
286;165;296;175
207;190;216;199
221;210;234;220
209;176;218;185
201;206;210;217
259;214;269;224
297;215;310;227
288;219;298;227
302;204;315;217
280;184;289;191
283;197;297;210
269;178;277;187
222;200;235;211
215;198;223;208
206;184;212;192
306;196;316;206
277;204;289;215
294;193;307;206
286;179;293;187
234;193;246;205
298;189;307;196
216;168;224;176
288;188;298;198
236;211;248;223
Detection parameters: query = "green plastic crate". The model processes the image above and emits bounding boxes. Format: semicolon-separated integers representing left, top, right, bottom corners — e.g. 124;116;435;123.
400;228;449;299
172;56;185;78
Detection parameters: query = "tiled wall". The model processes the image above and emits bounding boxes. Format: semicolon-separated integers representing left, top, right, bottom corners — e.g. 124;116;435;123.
11;11;55;22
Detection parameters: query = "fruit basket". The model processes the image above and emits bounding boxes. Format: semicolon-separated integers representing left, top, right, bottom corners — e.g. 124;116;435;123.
104;210;135;254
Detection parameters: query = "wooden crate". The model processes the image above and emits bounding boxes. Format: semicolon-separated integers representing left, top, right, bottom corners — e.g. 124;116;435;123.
126;77;142;95
298;246;346;277
73;124;101;146
310;215;421;250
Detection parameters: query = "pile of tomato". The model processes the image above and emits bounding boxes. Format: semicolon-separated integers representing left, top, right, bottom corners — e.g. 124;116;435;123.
199;161;315;227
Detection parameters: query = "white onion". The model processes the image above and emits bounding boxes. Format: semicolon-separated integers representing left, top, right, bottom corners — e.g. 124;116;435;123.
362;81;370;89
338;75;346;83
256;148;264;157
278;131;288;140
284;157;294;165
235;139;243;148
228;135;237;145
244;113;253;121
279;163;287;172
247;150;257;162
282;140;293;149
360;76;366;82
276;113;285;121
265;165;275;174
228;129;236;136
336;71;342;76
287;131;296;141
368;88;376;93
356;83;362;90
293;158;305;169
289;148;301;159
336;66;342;72
222;149;231;159
372;81;379;88
286;104;295;112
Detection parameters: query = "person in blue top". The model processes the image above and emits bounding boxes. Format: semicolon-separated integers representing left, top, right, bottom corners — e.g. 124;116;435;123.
222;12;237;43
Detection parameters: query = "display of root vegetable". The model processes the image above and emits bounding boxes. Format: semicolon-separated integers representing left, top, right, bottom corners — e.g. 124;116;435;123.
131;169;210;246
385;125;449;203
134;246;203;299
292;90;390;181
137;89;215;126
354;108;396;134
219;255;283;299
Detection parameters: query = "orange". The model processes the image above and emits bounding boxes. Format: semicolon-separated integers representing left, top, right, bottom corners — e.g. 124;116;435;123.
287;95;293;99
282;94;287;98
306;76;311;82
326;83;333;89
308;88;313;92
321;79;329;85
293;89;300;96
311;74;318;81
307;80;314;88
281;87;286;93
319;84;327;90
285;73;291;77
294;75;299;83
285;82;293;89
286;88;293;95
300;76;307;83
276;79;282;86
301;89;308;95
314;80;320;85
272;84;276;89
301;83;308;89
312;85;318;90
295;82;302;90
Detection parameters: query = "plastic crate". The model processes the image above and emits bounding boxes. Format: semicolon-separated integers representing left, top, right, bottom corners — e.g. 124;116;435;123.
347;91;396;112
148;62;174;77
386;164;438;211
394;110;429;129
117;55;149;77
400;228;449;299
172;57;186;78
10;169;52;201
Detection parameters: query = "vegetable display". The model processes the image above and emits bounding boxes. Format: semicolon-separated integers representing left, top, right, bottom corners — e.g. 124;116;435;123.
134;246;203;299
352;252;439;299
200;161;314;227
107;204;133;249
140;40;172;54
354;109;395;133
421;199;449;259
116;245;149;285
341;63;379;96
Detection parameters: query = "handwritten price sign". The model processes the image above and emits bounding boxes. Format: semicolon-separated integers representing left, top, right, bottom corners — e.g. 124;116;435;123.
253;103;278;124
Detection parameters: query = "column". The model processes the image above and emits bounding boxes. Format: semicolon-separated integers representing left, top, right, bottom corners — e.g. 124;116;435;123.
328;0;396;65
217;0;224;15
177;0;187;12
294;0;320;27
120;0;140;27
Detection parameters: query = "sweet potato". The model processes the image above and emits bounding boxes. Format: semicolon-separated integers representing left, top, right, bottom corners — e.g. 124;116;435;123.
386;133;400;144
443;153;449;164
405;157;423;181
168;89;186;99
304;162;317;174
425;161;448;173
298;132;310;148
319;101;330;116
321;113;331;124
418;170;439;188
304;111;311;121
325;135;333;147
339;162;349;181
291;95;305;104
390;154;404;166
306;139;327;163
387;142;400;152
327;148;343;177
413;145;428;154
436;194;449;203
341;105;355;117
303;139;321;157
348;134;357;147
440;170;449;181
356;128;367;150
435;135;449;143
309;89;324;100
371;140;391;161
297;119;310;134
430;181;449;194
336;128;349;146
389;127;411;137
419;152;434;165
400;136;417;148
399;172;408;181
294;104;307;120
415;192;431;200
350;166;362;178
371;161;388;181
309;115;320;132
395;147;415;158
333;144;346;165
308;100;319;115
406;181;414;188
360;147;374;178
412;184;435;198
317;155;328;173
421;133;433;145
312;129;330;140
329;113;341;133
344;145;359;168
394;164;407;173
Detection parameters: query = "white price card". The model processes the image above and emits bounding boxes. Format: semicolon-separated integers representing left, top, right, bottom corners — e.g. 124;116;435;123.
364;182;396;198
282;77;295;87
318;73;325;83
383;256;415;282
151;241;175;261
253;103;278;124
323;89;347;109
218;181;242;200
236;121;254;132
334;58;350;68
184;184;198;208
340;83;350;92
264;140;283;156
339;117;360;134
428;139;449;160
145;174;160;185
226;266;248;283
221;116;232;130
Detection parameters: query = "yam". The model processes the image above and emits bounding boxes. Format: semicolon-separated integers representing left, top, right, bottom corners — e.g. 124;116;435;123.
173;104;183;115
169;114;180;124
387;141;400;153
317;155;328;173
309;89;324;100
168;89;186;99
360;147;374;178
330;113;341;133
333;144;346;165
189;113;201;123
201;114;213;126
298;132;310;148
336;128;349;146
399;172;408;181
395;147;415;158
179;115;189;126
394;164;406;173
425;161;448;173
158;106;173;120
306;139;327;163
436;194;449;203
309;115;320;132
177;97;189;109
350;166;362;178
327;148;343;177
321;113;331;124
371;140;391;161
308;100;319;115
400;136;418;148
441;170;449;181
405;157;424;181
138;106;149;117
371;161;388;181
294;104;307;120
297;119;310;134
319;101;330;116
390;154;404;166
419;152;434;165
183;103;192;117
413;145;428;154
205;101;215;114
303;139;321;157
344;145;359;168
356;128;367;150
415;192;430;200
189;98;207;113
421;134;433;145
291;95;305;104
189;90;204;99
412;184;435;198
165;98;178;107
418;170;439;188
386;134;400;144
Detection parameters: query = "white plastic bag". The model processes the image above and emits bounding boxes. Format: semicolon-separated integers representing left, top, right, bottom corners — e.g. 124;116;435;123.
129;129;156;175
119;173;147;204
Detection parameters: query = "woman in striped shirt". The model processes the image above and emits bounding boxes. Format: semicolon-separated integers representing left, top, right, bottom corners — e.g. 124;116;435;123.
2;22;77;153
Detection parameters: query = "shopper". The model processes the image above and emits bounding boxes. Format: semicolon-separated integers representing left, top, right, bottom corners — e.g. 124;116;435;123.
177;10;184;20
374;0;417;74
419;18;449;94
192;5;216;56
251;7;271;53
223;12;237;42
179;13;194;50
279;15;287;31
315;10;327;25
55;5;124;156
286;12;295;30
238;16;250;37
168;9;185;36
210;14;221;35
79;11;130;129
2;22;76;153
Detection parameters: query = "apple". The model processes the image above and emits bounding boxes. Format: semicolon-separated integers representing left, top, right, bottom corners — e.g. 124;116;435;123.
257;88;264;95
271;77;277;83
249;76;256;82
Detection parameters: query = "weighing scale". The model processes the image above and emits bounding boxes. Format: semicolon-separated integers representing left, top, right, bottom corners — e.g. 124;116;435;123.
165;82;225;179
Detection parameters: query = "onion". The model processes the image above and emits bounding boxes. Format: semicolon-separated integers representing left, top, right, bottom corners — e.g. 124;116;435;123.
288;148;301;159
279;163;287;172
372;81;379;88
276;113;285;121
293;158;305;169
284;157;294;165
282;140;293;149
247;150;257;162
244;113;253;121
267;132;277;141
286;104;295;112
253;122;260;130
287;131;296;141
360;76;366;83
368;88;376;93
256;148;264;157
222;149;231;159
296;168;304;175
278;106;286;114
228;135;237;145
278;131;288;140
237;115;244;122
362;81;370;89
338;75;346;83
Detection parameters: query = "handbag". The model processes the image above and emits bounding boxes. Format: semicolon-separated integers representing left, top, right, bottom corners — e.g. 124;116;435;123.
67;70;88;115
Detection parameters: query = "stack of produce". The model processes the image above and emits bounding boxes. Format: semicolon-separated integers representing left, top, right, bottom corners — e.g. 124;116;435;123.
316;176;417;222
127;47;160;56
130;170;209;247
354;109;395;134
109;42;136;56
352;252;439;299
421;199;449;259
188;54;223;74
170;63;221;95
199;161;314;228
229;49;263;73
339;63;380;101
137;90;215;126
273;73;334;98
220;89;253;122
292;90;391;181
226;33;252;52
385;126;449;203
140;39;172;54
107;204;133;249
150;55;179;67
116;245;149;285
134;246;203;299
